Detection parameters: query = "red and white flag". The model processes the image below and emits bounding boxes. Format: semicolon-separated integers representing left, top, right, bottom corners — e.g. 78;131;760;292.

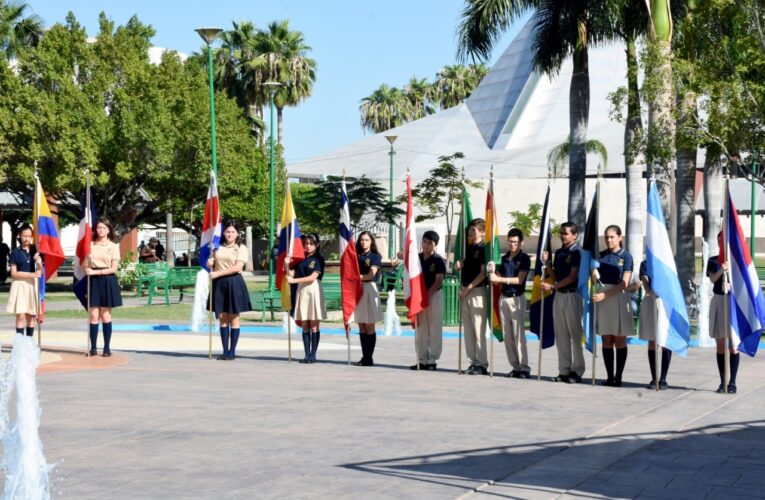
403;173;428;324
339;181;362;333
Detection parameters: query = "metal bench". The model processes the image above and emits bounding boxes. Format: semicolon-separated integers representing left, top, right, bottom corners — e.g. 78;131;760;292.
136;262;169;297
148;266;202;305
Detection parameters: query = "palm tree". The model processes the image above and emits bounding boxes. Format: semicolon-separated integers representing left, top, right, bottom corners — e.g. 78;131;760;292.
433;63;487;109
458;1;614;230
359;84;409;134
402;76;435;121
0;0;43;61
546;138;608;178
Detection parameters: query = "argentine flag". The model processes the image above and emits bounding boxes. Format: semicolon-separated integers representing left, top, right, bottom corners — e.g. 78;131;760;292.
646;180;690;355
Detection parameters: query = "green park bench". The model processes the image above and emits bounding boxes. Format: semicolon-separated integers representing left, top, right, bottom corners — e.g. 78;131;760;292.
136;262;169;297
147;266;202;305
321;274;342;310
757;266;765;284
381;264;404;292
250;289;282;322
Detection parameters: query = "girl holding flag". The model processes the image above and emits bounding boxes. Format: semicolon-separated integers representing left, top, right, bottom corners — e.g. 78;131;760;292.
85;219;123;356
207;221;252;360
7;224;41;337
353;231;383;366
708;232;739;394
287;233;327;363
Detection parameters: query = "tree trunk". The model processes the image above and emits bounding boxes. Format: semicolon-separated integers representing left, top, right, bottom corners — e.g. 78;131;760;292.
624;37;645;266
568;40;589;232
277;105;284;145
675;90;697;305
704;156;724;256
647;39;674;235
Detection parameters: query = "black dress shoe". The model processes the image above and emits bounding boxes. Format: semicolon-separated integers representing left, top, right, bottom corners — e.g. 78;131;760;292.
569;373;583;384
478;366;489;375
613;378;623;387
216;355;229;360
88;350;97;357
299;358;309;364
554;374;571;383
646;380;657;389
519;371;531;379
102;352;112;357
508;370;521;378
354;358;373;367
716;384;725;393
409;363;425;370
658;381;668;390
727;384;737;394
427;364;437;371
466;365;478;375
602;378;616;387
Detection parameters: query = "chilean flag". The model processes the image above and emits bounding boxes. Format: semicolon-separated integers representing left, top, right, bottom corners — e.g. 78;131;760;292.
199;170;221;272
74;182;97;309
276;180;304;312
723;188;765;356
403;173;428;324
33;178;65;322
339;180;362;332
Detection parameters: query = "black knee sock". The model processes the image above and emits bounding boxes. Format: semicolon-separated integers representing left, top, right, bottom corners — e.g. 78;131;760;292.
89;323;99;352
103;322;112;352
369;333;377;361
615;347;628;382
309;331;320;361
302;331;310;360
15;327;24;336
647;349;656;382
730;353;740;386
359;334;370;361
659;348;672;383
220;325;230;356
716;353;725;384
25;326;34;337
229;328;240;357
602;346;615;381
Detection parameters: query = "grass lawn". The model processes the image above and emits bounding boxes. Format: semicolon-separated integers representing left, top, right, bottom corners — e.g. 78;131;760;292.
44;304;196;321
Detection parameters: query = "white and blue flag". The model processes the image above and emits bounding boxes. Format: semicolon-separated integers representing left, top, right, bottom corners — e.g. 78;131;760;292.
646;180;690;355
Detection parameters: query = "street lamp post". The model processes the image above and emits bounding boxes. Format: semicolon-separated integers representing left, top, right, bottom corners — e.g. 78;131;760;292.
264;81;282;293
385;135;398;260
195;27;223;177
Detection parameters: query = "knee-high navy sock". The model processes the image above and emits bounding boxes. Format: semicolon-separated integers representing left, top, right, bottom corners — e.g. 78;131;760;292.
15;327;24;336
309;331;320;361
103;322;112;352
602;346;615;381
659;348;672;383
89;323;99;352
220;325;230;357
730;353;740;386
359;334;370;361
615;347;628;382
302;330;310;360
716;353;725;384
25;326;34;337
229;328;240;357
647;349;656;382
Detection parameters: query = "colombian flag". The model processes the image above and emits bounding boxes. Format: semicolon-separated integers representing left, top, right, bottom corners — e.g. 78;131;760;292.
485;177;503;342
276;180;305;313
33;178;65;322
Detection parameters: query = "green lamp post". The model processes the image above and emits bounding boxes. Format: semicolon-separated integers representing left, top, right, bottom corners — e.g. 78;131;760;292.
264;81;282;293
385;135;398;260
195;27;223;177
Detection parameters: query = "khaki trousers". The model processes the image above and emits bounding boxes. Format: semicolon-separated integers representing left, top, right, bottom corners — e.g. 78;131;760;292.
500;295;529;372
415;290;444;364
461;286;488;368
552;291;585;377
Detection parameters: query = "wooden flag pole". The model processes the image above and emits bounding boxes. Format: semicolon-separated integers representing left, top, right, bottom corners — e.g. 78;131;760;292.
32;170;42;348
346;324;351;366
84;170;92;356
591;178;601;386
722;178;730;394
537;266;545;381
655;342;660;392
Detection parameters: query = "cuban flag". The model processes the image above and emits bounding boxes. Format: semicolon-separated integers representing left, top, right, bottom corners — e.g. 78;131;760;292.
74;182;97;309
339;180;362;332
199;171;221;272
646;180;690;355
723;187;765;356
276;180;304;312
403;173;428;324
33;177;65;323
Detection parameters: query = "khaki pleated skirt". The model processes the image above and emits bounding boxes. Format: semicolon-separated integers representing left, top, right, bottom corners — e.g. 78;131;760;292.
596;284;635;336
638;294;658;341
709;293;734;339
354;281;383;324
6;278;37;315
295;280;327;321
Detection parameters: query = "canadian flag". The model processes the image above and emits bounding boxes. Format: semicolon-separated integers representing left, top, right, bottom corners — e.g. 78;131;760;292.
403;173;428;324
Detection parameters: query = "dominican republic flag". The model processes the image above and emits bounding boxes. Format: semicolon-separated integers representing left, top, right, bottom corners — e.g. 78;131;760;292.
339;180;362;332
529;185;555;349
485;175;503;341
33;177;65;322
579;184;600;353
723;186;765;356
276;179;304;313
403;173;428;324
74;181;97;309
646;180;690;355
199;170;221;272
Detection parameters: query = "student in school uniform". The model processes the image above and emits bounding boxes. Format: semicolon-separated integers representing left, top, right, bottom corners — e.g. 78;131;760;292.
85;219;123;356
631;260;672;389
707;232;739;394
411;230;446;371
207;221;252;360
592;225;635;387
287;233;327;363
455;218;489;375
353;231;383;366
489;228;531;379
6;225;41;337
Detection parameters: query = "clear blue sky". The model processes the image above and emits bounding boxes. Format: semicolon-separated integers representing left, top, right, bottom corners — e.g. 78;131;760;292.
30;1;524;163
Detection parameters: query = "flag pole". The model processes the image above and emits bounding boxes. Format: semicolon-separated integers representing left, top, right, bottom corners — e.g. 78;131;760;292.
207;171;215;360
489;167;494;378
33;170;42;348
591;177;601;386
286;177;293;363
85;170;93;356
407;170;420;371
538;175;551;381
458;168;465;375
722;177;730;394
342;170;351;366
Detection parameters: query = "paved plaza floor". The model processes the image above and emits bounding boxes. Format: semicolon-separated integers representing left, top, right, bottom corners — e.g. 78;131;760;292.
2;316;765;499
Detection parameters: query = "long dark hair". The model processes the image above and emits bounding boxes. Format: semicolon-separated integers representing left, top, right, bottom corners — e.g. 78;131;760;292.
356;230;379;255
222;220;241;245
17;224;37;256
93;218;116;243
301;233;322;257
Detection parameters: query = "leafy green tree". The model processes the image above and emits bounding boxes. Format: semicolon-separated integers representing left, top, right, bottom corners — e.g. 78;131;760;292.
508;202;559;238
